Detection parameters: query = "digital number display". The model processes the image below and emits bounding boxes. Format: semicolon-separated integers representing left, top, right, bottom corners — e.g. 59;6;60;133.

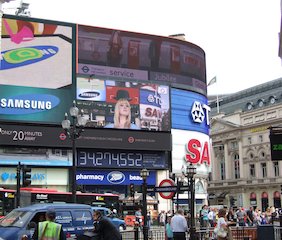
77;149;166;169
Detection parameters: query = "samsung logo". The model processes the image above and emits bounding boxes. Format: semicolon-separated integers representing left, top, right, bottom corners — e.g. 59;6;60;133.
0;94;60;114
107;171;125;184
79;91;100;98
1;46;58;70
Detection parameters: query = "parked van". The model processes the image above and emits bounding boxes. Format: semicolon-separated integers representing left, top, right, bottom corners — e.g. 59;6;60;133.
91;206;126;231
0;203;94;240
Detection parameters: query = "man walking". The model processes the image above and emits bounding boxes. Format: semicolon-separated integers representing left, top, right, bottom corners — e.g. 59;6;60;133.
170;209;188;240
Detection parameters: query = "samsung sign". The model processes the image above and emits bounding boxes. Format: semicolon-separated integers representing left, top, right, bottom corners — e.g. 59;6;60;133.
171;88;210;135
0;94;60;114
76;170;156;185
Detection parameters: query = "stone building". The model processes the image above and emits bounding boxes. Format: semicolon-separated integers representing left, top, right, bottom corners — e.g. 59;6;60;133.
208;78;282;211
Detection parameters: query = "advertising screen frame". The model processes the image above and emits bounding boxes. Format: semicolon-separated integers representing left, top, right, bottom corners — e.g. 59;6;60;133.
1;14;76;124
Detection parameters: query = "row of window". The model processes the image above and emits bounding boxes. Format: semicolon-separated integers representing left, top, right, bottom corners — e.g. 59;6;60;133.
217;135;265;152
246;95;278;110
219;160;279;180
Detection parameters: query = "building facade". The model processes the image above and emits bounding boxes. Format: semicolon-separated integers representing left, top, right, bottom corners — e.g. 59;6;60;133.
208;78;282;211
0;14;211;214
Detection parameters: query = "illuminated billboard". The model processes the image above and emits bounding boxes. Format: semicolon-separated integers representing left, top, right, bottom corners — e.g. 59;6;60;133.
172;129;211;174
77;76;170;131
171;88;210;135
0;15;75;123
78;25;206;94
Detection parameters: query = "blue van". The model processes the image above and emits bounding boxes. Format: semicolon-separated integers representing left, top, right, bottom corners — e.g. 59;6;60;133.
0;203;94;240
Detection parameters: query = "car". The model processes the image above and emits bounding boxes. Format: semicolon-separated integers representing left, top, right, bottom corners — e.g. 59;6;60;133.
0;203;95;240
91;206;126;231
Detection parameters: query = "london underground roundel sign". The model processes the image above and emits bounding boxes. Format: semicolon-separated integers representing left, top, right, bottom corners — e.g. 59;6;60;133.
159;179;176;199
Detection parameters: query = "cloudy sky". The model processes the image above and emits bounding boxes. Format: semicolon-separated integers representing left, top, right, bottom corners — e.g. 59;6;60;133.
3;0;282;95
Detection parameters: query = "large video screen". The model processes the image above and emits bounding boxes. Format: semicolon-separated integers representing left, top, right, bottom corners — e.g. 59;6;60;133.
77;76;170;131
0;15;75;124
78;25;206;94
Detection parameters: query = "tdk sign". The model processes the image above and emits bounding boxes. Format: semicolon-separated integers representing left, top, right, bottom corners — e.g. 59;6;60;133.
171;89;210;135
191;101;210;125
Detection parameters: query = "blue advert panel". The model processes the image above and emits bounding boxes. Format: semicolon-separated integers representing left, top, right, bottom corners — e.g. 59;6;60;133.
171;88;210;135
77;149;167;169
76;170;156;185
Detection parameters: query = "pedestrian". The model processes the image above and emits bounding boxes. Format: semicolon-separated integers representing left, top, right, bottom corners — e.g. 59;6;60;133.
32;208;65;240
246;207;254;226
214;208;228;240
135;208;143;227
170;209;188;240
159;210;166;226
236;207;246;226
165;216;173;240
93;210;122;240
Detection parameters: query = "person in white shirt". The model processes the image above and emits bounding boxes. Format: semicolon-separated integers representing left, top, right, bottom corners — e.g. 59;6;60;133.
170;209;188;240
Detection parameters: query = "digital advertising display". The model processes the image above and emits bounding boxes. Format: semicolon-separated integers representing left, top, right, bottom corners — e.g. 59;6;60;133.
78;25;206;94
270;133;282;161
77;149;167;169
0;15;75;124
77;76;170;132
171;88;210;135
172;129;211;174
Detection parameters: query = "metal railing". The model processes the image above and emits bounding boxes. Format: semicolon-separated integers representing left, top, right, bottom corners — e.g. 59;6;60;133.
121;225;282;240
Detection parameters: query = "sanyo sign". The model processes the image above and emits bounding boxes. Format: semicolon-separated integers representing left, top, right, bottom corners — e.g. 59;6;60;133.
191;101;210;126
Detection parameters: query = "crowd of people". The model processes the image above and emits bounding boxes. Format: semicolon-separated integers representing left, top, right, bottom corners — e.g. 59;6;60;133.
199;205;280;228
155;205;281;240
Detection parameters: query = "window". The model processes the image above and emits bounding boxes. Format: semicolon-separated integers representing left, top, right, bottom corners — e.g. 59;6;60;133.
220;158;226;180
219;145;224;151
231;141;238;149
55;211;72;227
273;162;279;177
234;154;240;179
248;137;252;145
73;210;93;225
250;164;255;178
261;163;267;178
249;152;254;160
246;102;253;110
259;135;263;143
269;96;276;104
257;99;265;107
260;151;265;159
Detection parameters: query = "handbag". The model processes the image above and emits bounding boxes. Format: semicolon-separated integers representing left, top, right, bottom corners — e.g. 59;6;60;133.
217;226;227;238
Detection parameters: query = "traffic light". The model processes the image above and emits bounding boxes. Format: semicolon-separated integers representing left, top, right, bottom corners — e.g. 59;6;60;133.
230;197;236;207
129;184;134;198
22;165;32;187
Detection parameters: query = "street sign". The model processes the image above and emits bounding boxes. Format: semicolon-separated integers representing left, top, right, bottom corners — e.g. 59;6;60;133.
158;179;176;199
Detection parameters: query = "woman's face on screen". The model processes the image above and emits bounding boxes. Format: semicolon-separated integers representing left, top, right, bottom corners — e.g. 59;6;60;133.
118;100;130;116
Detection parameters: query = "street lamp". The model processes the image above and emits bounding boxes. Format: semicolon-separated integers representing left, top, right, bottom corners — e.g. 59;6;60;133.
183;163;197;239
140;168;149;240
62;100;87;203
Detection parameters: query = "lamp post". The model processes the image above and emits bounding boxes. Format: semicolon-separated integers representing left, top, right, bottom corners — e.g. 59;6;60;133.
140;168;149;240
62;100;87;203
176;176;184;211
183;163;197;240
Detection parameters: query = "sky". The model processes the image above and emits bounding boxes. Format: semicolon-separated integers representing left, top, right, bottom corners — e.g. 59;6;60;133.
2;0;282;95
